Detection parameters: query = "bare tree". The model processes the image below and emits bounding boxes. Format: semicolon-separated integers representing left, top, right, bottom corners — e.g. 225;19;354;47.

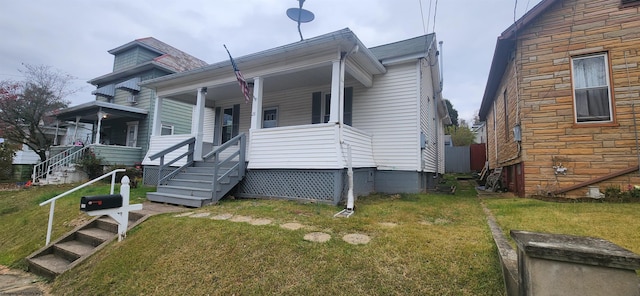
0;64;78;161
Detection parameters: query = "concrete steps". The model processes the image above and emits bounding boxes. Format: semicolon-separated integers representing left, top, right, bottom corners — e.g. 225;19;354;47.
26;212;145;280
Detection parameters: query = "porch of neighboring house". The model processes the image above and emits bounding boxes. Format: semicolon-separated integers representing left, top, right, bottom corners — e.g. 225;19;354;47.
34;101;147;184
142;36;385;207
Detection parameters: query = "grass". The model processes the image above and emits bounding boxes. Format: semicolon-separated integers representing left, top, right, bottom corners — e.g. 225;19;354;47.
482;197;640;254
0;182;153;268
47;181;505;295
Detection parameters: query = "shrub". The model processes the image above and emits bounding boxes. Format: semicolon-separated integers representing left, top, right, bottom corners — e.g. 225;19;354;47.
0;142;16;180
77;150;103;179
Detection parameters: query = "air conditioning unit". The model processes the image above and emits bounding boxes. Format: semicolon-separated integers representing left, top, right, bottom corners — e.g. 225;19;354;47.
127;94;137;104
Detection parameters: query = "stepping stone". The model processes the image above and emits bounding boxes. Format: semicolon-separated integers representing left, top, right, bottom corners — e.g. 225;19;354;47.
249;218;272;226
190;212;211;218
229;215;253;223
280;223;304;230
342;234;371;245
211;213;233;220
173;212;195;217
303;232;331;243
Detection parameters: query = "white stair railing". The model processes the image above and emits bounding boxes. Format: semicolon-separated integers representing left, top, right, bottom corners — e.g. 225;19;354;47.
32;146;79;183
39;169;125;246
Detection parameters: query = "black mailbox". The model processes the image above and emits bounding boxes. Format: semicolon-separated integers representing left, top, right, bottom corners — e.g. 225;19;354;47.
80;194;123;212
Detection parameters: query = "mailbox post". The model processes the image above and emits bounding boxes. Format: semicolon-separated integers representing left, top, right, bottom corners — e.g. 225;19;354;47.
80;176;143;241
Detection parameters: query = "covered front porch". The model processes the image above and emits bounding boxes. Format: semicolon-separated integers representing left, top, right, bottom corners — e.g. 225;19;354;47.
143;29;385;172
53;101;147;166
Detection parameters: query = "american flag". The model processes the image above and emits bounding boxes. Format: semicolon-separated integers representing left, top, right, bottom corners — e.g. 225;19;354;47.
224;45;251;103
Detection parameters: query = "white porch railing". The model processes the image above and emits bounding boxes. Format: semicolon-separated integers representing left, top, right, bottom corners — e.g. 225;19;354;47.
39;169;125;246
248;124;375;169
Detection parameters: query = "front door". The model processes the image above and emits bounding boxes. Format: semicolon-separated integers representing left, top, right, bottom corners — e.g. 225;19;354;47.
126;121;138;147
217;104;240;144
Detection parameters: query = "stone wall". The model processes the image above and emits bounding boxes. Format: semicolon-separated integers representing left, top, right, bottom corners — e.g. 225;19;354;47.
486;0;640;197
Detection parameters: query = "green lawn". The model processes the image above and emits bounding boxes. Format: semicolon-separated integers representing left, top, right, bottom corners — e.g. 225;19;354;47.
32;180;505;295
0;182;152;268
482;197;640;254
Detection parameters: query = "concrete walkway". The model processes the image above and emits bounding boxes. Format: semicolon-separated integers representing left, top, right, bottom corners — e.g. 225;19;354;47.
0;202;187;295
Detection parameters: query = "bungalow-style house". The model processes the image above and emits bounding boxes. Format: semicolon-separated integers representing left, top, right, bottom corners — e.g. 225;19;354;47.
37;38;207;184
141;28;450;207
479;0;640;198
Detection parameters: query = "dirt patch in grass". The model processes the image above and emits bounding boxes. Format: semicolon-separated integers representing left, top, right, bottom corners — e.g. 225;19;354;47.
303;232;331;243
280;222;305;230
342;233;370;245
229;215;253;223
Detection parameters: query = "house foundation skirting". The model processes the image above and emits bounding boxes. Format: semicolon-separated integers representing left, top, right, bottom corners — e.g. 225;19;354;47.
142;166;173;186
236;168;376;205
375;170;439;194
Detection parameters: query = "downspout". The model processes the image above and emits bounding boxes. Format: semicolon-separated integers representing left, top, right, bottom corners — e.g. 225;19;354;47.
430;37;442;177
336;45;359;217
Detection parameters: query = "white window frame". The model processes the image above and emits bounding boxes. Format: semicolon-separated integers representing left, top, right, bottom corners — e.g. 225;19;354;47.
570;53;614;124
262;107;278;128
160;124;174;136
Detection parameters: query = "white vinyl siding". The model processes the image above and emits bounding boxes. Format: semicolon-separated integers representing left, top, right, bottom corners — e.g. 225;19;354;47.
249;124;342;169
354;63;421;171
342;126;375;167
420;58;438;173
142;134;193;166
203;107;216;143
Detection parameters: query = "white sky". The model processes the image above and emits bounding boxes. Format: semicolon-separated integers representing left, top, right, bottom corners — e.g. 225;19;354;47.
0;0;543;123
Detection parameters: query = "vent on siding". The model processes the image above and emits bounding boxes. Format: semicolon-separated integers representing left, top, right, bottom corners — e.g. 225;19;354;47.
127;94;138;104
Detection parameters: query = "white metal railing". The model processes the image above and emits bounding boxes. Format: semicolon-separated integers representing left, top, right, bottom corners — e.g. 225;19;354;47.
39;169;125;246
32;145;90;184
33;146;77;183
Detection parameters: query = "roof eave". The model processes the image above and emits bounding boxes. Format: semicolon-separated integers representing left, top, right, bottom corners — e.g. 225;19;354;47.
88;61;177;85
141;28;386;88
478;0;559;121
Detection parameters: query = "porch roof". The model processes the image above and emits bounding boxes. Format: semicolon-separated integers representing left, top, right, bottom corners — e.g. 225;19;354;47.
54;101;148;123
140;28;386;100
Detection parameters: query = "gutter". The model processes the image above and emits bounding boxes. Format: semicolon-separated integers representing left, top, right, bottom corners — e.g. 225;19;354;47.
140;28;385;88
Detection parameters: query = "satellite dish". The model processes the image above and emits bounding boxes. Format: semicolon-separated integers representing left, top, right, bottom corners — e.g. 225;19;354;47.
287;8;315;23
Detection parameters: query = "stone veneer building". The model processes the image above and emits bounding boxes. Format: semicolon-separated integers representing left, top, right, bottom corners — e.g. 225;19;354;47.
479;0;640;197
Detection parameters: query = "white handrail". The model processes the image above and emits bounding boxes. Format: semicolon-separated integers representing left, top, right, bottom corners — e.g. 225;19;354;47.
40;169;126;246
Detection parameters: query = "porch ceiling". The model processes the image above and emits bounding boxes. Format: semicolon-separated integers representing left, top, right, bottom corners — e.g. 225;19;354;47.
166;64;338;106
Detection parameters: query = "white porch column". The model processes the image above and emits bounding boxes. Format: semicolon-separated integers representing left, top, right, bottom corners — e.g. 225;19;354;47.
95;110;104;144
250;77;263;130
151;96;163;136
193;88;206;161
73;116;80;144
54;120;60;145
329;59;344;123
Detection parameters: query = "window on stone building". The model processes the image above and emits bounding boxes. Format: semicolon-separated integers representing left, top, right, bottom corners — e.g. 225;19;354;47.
571;53;613;123
621;0;640;7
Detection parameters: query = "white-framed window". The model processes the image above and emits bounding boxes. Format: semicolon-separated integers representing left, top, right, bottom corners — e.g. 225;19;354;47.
263;107;278;128
161;124;174;136
571;53;613;123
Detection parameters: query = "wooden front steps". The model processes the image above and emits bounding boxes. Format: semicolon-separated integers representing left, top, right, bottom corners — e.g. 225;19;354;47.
147;160;242;208
26;211;146;280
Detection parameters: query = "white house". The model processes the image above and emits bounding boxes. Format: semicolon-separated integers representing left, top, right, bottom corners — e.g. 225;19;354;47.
141;28;450;207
